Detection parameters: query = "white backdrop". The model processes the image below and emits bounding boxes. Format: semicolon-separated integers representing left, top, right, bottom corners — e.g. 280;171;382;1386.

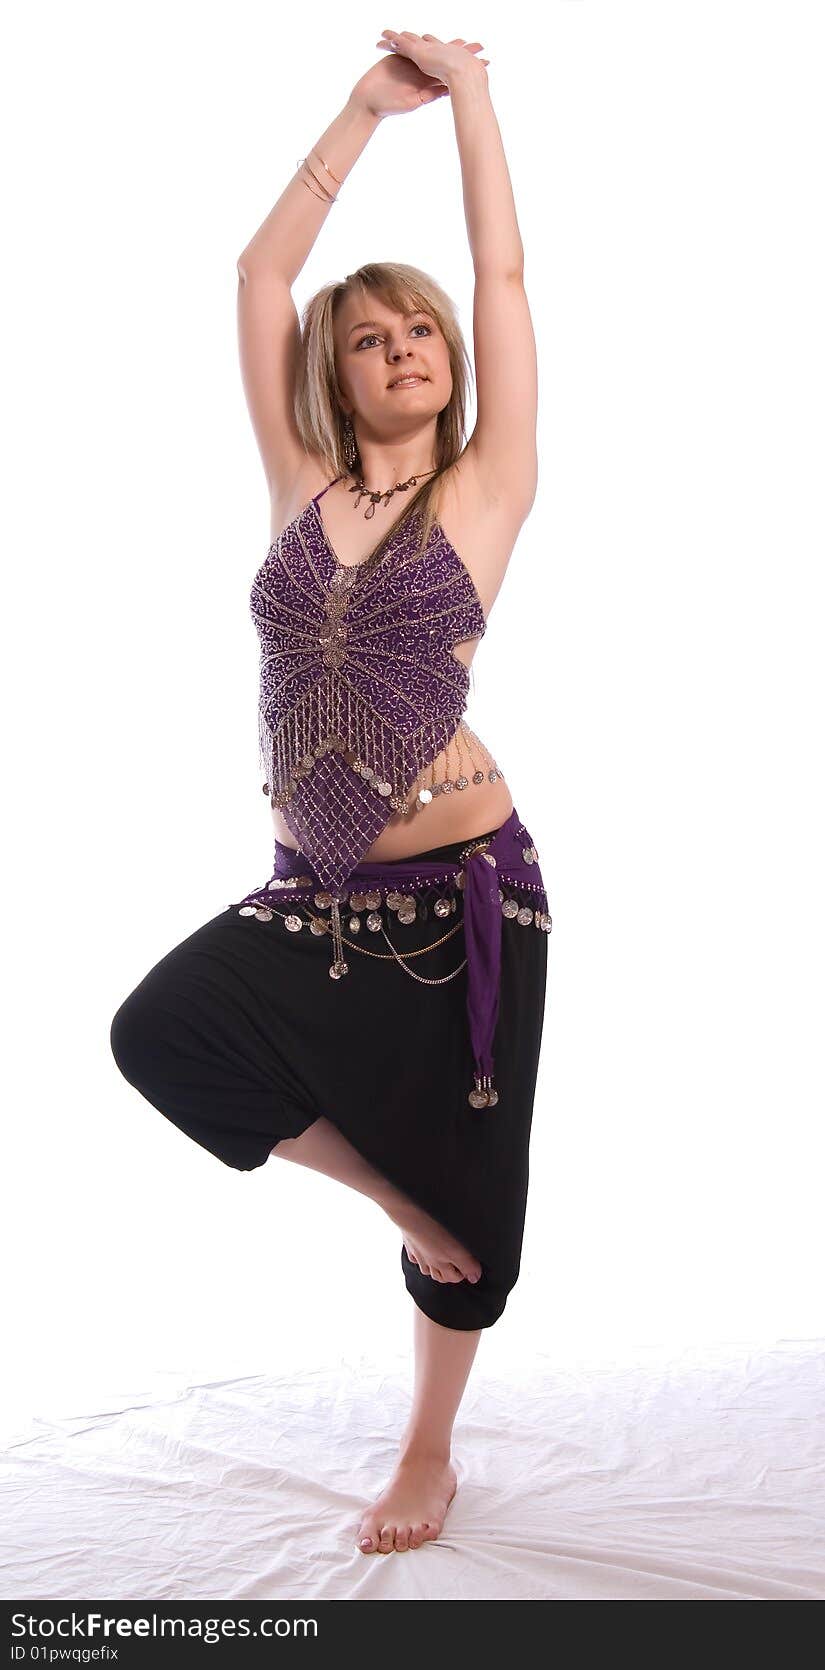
3;0;823;1430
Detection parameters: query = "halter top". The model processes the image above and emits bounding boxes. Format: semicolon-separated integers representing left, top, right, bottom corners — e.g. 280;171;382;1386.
251;475;501;895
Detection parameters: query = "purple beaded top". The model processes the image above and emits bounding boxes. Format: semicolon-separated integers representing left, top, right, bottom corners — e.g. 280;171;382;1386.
250;476;488;894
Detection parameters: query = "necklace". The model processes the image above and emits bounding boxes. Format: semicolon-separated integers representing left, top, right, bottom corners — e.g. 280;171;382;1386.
347;466;439;520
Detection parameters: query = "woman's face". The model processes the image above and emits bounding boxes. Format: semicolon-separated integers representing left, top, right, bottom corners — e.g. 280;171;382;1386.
333;292;452;437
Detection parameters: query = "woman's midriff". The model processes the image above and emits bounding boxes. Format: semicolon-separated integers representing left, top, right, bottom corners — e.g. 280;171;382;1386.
270;720;514;861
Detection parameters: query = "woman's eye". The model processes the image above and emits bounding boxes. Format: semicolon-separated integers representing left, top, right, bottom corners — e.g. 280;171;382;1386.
356;324;431;349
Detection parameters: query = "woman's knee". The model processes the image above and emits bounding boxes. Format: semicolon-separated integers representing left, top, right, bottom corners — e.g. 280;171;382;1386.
109;989;156;1087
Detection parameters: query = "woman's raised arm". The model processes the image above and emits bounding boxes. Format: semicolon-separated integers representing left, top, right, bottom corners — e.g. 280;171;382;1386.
235;39;484;503
236;98;380;502
379;33;538;526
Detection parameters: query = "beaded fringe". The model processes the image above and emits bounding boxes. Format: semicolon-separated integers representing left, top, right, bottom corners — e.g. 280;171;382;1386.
259;675;504;821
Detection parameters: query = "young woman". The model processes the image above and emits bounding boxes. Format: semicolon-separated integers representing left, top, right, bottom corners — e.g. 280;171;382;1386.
110;29;551;1557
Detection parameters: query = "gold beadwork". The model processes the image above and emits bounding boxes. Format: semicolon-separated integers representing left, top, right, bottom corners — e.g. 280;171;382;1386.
253;508;499;880
408;721;504;815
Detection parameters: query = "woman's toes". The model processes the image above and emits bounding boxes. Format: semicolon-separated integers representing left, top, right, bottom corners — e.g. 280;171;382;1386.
409;1523;426;1547
358;1532;375;1552
394;1525;411;1551
378;1526;395;1553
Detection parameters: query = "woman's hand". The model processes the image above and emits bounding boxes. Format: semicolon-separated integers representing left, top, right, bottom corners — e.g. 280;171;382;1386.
377;30;489;87
351;33;489;121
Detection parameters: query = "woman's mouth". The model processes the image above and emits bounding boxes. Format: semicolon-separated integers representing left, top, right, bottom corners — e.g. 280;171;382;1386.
388;375;428;389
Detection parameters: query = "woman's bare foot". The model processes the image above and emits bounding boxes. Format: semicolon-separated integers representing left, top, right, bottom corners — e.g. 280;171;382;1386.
357;1452;458;1553
382;1195;482;1286
272;1119;481;1284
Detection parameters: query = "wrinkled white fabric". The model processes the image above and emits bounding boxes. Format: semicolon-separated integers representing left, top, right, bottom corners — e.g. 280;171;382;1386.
1;1338;822;1601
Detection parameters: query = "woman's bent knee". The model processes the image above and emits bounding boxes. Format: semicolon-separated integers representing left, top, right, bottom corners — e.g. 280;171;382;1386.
109;992;155;1088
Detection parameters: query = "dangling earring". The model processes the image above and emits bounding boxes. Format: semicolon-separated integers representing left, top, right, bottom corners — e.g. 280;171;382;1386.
342;414;358;470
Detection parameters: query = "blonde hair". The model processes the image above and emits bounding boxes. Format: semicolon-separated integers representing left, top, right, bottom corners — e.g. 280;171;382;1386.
293;261;473;558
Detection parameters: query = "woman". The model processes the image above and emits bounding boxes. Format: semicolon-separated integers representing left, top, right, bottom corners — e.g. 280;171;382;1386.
110;29;551;1557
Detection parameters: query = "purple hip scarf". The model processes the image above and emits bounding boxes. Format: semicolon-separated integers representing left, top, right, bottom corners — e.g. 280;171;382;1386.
232;806;551;1110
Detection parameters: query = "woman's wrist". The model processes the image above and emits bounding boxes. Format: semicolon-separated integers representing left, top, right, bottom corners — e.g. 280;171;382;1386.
300;96;382;201
444;59;491;98
346;87;386;127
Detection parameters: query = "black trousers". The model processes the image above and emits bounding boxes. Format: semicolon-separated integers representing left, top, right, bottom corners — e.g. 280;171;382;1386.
109;823;548;1330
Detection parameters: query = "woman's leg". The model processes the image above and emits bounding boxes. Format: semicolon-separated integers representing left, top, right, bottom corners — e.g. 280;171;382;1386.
356;1308;482;1554
273;1117;483;1285
275;1118;483;1554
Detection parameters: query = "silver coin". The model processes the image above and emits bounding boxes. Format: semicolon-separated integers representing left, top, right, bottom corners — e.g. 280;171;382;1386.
238;905;258;917
377;781;392;796
468;1088;489;1109
284;914;303;932
364;891;382;909
517;906;534;926
366;911;383;931
386;891;403;909
523;846;535;864
502;899;519;918
310;919;326;935
314;892;333;909
349;892;366;911
472;770;485;784
398;908;416;925
456;776;469;789
348;915;361;933
486;1089;499;1108
254;907;273;922
434;897;452;918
